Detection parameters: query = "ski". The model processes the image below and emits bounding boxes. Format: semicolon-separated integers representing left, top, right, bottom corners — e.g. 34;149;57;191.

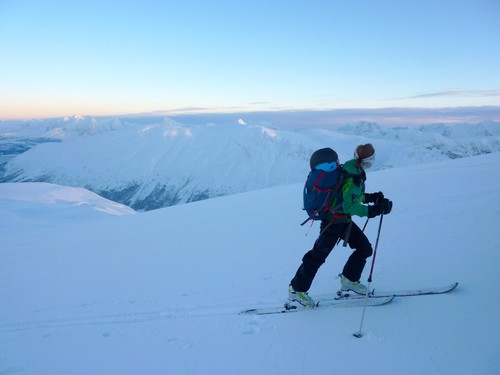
240;283;458;315
334;282;459;299
239;295;394;316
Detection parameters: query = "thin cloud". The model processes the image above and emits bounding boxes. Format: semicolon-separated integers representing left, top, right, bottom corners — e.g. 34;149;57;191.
247;101;272;106
408;89;500;99
109;105;500;128
162;106;500;128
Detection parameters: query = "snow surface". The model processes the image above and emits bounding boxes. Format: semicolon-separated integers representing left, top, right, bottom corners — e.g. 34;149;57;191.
0;182;135;218
1;152;499;375
1;117;499;210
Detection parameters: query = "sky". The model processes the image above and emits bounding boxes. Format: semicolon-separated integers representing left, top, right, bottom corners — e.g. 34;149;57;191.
0;0;499;121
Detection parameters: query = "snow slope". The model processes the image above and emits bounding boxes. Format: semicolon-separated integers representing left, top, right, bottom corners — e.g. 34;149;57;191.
0;182;135;218
1;152;499;375
1;117;499;210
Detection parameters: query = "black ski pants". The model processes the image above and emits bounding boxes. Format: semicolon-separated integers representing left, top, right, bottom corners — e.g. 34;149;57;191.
290;220;373;292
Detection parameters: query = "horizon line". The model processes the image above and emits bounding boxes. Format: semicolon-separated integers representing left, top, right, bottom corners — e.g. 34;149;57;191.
1;105;500;127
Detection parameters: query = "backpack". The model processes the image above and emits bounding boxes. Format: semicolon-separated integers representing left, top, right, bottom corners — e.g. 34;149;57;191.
301;148;345;225
301;167;345;225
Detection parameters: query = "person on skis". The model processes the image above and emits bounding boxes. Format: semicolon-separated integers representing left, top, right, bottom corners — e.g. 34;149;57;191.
288;144;393;307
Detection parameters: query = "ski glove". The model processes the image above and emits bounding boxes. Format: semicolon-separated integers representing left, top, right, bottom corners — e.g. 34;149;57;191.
367;198;393;218
367;204;383;218
381;198;393;215
364;191;384;204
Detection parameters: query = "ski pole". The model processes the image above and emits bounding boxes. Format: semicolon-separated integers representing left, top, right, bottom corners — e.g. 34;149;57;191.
353;214;384;338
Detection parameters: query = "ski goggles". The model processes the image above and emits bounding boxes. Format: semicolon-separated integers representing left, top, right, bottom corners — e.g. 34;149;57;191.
315;160;340;172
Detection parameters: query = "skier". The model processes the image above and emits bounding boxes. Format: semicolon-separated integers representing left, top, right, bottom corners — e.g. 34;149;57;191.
288;144;393;307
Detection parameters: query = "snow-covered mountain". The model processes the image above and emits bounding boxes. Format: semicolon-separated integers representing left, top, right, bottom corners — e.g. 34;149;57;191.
1;116;499;210
1;153;499;375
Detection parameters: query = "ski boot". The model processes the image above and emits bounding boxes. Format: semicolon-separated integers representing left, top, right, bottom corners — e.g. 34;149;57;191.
338;274;368;296
286;285;316;308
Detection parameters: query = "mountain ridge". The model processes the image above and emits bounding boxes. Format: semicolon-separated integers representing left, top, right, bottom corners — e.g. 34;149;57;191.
1;117;499;210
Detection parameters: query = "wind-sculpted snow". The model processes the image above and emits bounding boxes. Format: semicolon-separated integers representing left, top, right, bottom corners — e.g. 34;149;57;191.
0;182;135;217
1;116;499;210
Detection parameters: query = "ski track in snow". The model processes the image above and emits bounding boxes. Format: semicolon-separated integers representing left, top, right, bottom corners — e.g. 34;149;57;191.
0;306;235;332
0;296;396;332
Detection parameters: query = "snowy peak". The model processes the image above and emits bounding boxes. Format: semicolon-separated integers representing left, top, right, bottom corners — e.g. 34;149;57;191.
1;117;499;211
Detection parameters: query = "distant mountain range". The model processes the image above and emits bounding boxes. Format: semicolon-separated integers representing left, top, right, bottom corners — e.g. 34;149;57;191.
1;116;499;211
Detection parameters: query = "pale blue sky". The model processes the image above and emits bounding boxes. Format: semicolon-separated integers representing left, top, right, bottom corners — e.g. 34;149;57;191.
1;0;499;120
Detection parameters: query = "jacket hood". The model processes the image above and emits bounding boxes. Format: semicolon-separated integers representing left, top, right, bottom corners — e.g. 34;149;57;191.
343;159;363;175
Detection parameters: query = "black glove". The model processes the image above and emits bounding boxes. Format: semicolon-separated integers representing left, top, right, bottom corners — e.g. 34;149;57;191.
367;203;383;218
380;198;393;215
367;198;393;218
364;191;384;204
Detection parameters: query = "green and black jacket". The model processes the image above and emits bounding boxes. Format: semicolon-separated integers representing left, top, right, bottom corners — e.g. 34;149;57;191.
326;159;369;222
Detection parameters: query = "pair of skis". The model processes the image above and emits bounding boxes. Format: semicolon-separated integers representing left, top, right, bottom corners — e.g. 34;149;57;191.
240;282;458;315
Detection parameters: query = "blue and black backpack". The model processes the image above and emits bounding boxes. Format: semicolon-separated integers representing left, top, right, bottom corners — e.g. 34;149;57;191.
301;148;346;225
